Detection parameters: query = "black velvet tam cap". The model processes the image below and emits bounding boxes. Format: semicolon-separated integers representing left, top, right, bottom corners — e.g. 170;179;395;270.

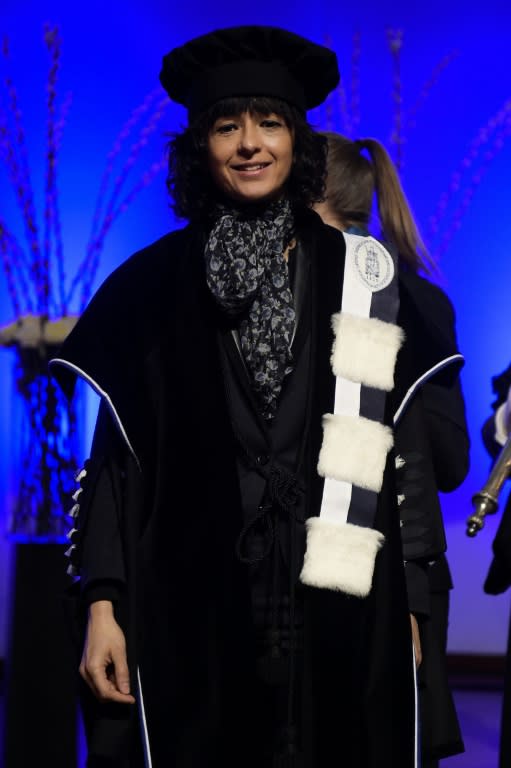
160;26;339;120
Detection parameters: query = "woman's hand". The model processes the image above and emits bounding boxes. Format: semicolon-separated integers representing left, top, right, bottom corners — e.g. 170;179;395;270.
410;613;422;668
80;600;135;704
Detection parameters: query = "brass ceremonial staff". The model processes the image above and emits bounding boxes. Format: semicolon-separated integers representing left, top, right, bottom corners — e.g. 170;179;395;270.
467;432;511;537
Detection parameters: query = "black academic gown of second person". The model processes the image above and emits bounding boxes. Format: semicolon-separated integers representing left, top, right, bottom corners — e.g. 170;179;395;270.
482;363;511;768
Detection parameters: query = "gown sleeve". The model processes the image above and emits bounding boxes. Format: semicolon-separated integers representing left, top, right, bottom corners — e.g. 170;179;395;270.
396;391;439;618
397;349;469;617
66;400;126;605
421;378;470;492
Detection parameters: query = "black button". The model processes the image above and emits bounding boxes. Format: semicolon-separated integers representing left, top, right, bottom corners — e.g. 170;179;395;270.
256;454;269;466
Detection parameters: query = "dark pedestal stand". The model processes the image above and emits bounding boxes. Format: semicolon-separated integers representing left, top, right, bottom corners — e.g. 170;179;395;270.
4;542;78;767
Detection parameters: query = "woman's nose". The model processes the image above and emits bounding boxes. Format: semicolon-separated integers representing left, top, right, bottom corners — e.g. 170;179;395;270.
238;125;261;154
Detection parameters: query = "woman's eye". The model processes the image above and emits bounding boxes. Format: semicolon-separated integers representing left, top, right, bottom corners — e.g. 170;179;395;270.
261;119;282;129
216;123;237;134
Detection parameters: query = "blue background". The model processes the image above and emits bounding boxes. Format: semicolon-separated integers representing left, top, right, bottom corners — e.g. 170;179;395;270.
1;0;511;658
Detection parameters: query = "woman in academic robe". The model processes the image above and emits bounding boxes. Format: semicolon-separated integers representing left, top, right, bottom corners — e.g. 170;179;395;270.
51;27;459;768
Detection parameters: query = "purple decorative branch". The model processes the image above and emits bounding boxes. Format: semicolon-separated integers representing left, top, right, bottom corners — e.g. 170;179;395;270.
79;155;167;309
2;27;168;324
320;32;354;137
406;50;459;134
53;89;73;316
0;221;22;315
429;102;511;259
0;28;170;540
42;24;62;315
386;28;405;172
319;35;336;132
350;31;361;136
43;25;67;316
428;99;511;239
0;113;41;304
70;95;169;308
0;217;35;314
336;71;351;137
55;90;72;153
1;37;43;306
101;95;169;227
88;88;162;246
323;94;335;133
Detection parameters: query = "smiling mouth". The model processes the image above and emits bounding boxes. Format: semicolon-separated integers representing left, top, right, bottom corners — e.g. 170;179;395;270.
231;162;271;171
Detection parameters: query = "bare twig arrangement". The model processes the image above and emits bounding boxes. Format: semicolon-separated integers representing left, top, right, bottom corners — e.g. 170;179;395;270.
387;29;405;172
0;23;169;327
0;25;169;538
313;31;509;263
427;99;511;257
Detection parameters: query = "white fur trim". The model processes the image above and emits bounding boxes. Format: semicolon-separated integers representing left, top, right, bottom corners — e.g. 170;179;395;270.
395;454;406;469
300;517;385;597
330;312;405;391
318;413;394;492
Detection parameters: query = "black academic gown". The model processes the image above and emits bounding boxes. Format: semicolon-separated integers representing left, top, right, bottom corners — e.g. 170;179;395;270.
482;363;511;768
393;274;469;765
51;210;464;768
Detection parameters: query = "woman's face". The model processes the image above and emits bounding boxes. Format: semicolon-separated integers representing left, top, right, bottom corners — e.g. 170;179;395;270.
207;111;294;204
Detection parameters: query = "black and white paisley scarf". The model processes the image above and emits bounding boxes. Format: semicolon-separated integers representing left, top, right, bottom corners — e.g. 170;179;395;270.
204;198;296;419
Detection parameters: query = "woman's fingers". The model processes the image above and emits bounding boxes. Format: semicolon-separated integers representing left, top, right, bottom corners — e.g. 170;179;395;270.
110;645;135;701
86;655;135;704
80;609;135;704
79;659;96;696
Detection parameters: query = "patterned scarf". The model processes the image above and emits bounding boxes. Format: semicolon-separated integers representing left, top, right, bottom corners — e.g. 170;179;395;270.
204;198;296;419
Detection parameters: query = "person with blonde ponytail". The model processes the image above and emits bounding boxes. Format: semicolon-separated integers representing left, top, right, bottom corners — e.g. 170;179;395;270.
314;132;470;768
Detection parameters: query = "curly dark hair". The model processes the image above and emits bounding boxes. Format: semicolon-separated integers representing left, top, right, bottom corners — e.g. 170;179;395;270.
167;96;327;221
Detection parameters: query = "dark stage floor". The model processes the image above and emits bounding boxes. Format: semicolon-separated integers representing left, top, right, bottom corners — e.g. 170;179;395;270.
448;688;501;767
0;684;503;767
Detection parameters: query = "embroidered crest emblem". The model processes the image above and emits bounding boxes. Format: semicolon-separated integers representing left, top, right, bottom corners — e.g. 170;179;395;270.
353;238;394;292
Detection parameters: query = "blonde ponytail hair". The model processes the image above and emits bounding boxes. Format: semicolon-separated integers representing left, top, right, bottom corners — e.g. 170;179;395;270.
322;132;435;274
